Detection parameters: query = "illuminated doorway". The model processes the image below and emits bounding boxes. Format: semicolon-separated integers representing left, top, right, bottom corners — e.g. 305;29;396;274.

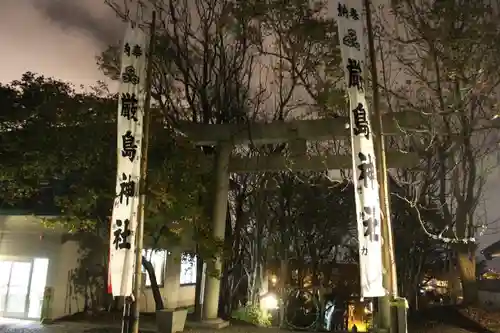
0;258;49;319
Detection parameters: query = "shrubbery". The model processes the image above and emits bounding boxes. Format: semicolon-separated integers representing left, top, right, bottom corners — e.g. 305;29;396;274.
231;304;272;327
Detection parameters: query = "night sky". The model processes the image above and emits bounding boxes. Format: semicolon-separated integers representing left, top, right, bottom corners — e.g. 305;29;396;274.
0;0;122;86
1;0;499;260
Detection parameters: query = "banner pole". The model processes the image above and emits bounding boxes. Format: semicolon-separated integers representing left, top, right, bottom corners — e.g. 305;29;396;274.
362;0;403;331
130;11;156;333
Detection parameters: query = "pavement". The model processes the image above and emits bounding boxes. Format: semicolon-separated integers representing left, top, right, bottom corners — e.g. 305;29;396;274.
0;318;58;333
0;318;353;333
0;318;343;333
0;318;135;333
0;318;285;333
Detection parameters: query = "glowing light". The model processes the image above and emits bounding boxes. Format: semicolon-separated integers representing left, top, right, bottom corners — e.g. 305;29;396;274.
260;293;279;310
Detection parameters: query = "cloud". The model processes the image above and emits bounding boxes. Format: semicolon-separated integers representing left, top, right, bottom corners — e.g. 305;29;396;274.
32;0;124;46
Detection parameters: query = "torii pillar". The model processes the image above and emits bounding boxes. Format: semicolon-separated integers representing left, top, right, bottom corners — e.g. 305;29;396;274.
201;142;231;328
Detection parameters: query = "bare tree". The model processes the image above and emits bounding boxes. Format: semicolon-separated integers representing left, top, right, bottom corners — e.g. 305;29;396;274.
376;0;500;304
103;0;267;125
102;0;352;316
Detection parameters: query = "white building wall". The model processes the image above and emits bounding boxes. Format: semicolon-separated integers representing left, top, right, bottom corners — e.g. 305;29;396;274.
0;214;195;319
0;214;76;319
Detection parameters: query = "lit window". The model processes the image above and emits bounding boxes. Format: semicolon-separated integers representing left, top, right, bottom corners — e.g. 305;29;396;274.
180;254;197;285
141;249;167;287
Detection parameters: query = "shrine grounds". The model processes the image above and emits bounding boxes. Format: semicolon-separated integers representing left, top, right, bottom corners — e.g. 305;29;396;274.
3;305;500;333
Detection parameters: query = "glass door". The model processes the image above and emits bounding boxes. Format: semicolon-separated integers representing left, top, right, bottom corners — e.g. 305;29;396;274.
0;261;12;314
1;260;33;318
28;258;49;318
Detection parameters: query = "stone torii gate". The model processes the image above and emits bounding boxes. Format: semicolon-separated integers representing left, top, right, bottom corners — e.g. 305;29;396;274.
178;112;421;327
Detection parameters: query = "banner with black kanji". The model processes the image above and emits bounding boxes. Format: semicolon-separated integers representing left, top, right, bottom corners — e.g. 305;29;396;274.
334;0;385;297
108;23;148;297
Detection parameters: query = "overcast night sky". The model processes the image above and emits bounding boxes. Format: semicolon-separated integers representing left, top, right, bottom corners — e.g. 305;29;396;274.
0;0;122;86
1;0;500;261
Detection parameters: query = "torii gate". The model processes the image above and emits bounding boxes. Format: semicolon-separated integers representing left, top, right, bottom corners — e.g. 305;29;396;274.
178;111;422;327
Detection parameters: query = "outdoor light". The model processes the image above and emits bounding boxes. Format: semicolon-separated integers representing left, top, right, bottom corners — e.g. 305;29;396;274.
260;292;279;310
270;275;278;285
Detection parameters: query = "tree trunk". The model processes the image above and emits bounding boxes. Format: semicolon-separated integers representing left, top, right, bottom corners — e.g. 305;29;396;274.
84;268;90;311
448;266;461;305
456;245;478;305
279;255;288;328
219;202;235;318
193;251;204;321
405;285;418;313
142;256;164;310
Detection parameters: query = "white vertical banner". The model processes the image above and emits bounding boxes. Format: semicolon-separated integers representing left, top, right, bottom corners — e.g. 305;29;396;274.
334;1;385;297
109;23;148;297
